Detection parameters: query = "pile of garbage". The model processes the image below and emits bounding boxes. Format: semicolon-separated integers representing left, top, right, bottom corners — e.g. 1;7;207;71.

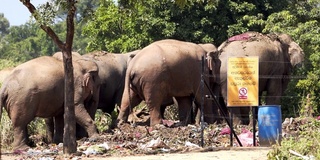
11;115;320;159
13;119;259;159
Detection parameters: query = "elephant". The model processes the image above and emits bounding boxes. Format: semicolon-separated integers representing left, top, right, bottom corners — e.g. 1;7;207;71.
82;50;139;114
198;43;217;54
46;50;139;142
218;31;304;124
159;43;222;124
116;39;221;127
0;55;100;150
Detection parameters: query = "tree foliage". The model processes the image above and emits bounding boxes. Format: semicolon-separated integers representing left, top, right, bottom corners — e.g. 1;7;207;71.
1;0;320;116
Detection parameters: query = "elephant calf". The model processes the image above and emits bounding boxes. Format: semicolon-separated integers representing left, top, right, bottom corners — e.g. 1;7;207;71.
0;56;100;150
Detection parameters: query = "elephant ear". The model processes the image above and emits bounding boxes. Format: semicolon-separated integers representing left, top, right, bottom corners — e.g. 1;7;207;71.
207;51;220;71
82;72;95;95
277;33;305;68
206;51;221;82
277;33;293;44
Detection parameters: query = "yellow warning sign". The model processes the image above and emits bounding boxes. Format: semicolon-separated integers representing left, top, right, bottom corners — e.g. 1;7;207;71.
227;57;259;106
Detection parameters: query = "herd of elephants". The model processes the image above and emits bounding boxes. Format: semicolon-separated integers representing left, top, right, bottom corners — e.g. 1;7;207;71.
0;31;304;151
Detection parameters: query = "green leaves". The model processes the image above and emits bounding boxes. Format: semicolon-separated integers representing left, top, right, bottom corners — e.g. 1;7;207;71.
1;0;320;115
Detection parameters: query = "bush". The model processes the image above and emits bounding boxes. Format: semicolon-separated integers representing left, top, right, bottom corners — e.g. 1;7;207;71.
0;110;14;150
268;117;320;159
95;109;113;133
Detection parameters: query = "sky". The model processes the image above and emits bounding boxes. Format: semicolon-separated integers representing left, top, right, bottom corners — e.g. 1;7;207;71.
0;0;44;26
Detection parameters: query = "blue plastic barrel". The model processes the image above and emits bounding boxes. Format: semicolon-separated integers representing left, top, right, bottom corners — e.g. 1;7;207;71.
258;105;282;146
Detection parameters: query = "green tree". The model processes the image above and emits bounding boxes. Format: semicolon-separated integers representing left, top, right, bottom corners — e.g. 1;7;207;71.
83;0;320;117
21;0;77;153
83;0;290;51
0;13;9;37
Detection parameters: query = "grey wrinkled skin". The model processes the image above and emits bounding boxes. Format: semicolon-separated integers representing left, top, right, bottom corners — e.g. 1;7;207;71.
0;55;100;150
117;39;221;127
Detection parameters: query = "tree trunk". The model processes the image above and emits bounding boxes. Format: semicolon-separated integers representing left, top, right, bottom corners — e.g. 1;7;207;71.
62;51;77;153
21;0;78;154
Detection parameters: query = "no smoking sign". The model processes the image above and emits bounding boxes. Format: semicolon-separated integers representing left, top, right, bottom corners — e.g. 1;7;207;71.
238;87;248;99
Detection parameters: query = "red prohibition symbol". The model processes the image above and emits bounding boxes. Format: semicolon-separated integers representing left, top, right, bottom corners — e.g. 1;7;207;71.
239;87;247;96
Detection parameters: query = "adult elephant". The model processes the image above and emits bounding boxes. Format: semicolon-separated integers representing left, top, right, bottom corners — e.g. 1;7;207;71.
218;31;304;124
199;43;217;53
0;55;100;150
83;50;139;114
46;50;139;141
116;39;221;126
159;43;222;124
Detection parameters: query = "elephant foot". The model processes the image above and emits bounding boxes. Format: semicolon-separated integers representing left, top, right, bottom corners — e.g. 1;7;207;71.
87;133;100;142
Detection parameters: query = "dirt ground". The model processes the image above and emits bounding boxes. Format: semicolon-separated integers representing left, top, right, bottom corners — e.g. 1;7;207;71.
1;147;271;160
0;108;276;160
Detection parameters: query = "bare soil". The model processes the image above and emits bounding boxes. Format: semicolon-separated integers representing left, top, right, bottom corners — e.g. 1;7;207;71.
0;108;274;160
1;147;271;160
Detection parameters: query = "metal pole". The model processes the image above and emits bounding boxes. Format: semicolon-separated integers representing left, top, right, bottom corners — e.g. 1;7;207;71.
200;56;205;147
253;107;256;146
230;108;233;146
203;80;242;146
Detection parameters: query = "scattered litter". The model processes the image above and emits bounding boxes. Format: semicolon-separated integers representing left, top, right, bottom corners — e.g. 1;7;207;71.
289;149;315;160
236;128;257;147
142;137;169;150
82;143;110;155
26;149;43;155
185;141;200;148
39;157;54;160
220;127;231;135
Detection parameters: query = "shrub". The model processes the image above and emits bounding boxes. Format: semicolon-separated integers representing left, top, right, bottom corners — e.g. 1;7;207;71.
268;117;320;159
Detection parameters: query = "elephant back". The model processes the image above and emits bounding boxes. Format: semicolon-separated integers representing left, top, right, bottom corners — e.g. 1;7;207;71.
198;43;217;53
52;51;82;61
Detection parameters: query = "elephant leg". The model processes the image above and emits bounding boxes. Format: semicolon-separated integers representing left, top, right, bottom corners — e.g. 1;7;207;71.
45;118;54;143
175;96;193;126
194;105;201;125
10;108;32;150
266;79;282;104
218;95;229;123
194;90;216;124
160;97;175;119
147;102;162;126
12;125;29;151
77;99;98;139
117;88;142;125
160;105;167;119
239;107;251;125
74;104;98;137
229;107;244;125
76;123;88;139
143;88;163;126
53;115;64;144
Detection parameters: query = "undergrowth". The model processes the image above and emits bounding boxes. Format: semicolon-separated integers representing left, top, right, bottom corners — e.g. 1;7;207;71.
268;117;320;159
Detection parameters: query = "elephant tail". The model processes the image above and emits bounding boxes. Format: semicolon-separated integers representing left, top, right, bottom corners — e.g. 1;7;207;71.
127;70;134;109
0;85;8;119
0;84;8;156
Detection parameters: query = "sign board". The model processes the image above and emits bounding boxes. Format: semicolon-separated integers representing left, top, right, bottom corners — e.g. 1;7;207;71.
227;57;259;106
